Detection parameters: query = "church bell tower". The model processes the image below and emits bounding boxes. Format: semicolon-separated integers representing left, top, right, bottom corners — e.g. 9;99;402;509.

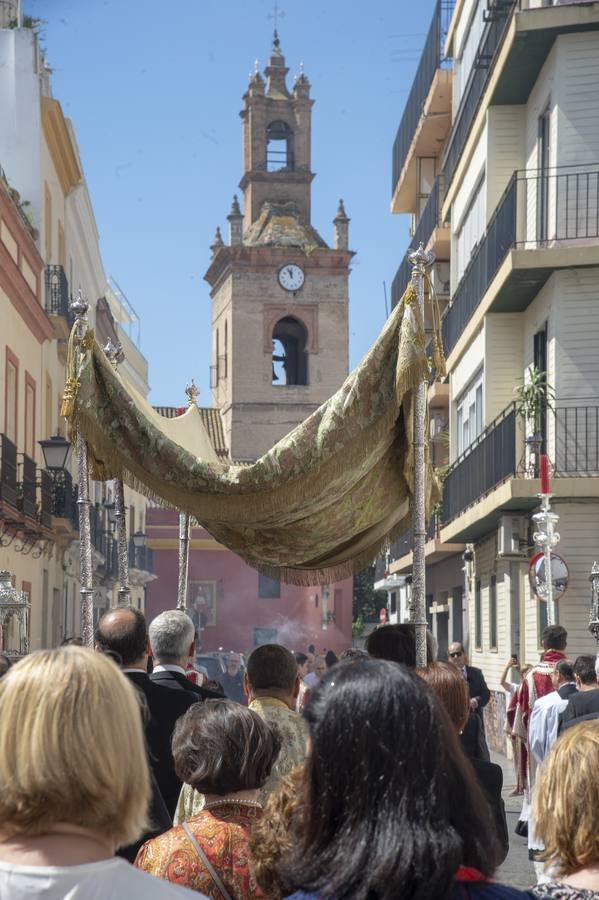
205;33;353;461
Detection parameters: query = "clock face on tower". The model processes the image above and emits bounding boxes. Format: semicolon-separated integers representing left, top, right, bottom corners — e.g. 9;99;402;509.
278;263;305;292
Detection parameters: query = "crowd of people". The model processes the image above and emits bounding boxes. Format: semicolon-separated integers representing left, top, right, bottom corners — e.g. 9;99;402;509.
0;615;598;899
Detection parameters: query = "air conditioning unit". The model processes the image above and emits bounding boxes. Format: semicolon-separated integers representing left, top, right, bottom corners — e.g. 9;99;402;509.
431;261;450;297
497;515;528;557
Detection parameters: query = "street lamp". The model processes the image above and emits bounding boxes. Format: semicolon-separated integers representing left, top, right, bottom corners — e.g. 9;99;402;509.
104;501;118;528
38;434;71;471
132;531;146;550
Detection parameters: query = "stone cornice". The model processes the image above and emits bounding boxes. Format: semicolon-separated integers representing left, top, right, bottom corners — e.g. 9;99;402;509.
204;245;353;291
41;98;82;195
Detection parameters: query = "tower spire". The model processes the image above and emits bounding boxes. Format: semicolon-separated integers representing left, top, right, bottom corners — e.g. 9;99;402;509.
264;28;289;97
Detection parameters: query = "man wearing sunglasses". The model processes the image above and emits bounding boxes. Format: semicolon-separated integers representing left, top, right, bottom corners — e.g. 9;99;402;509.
448;642;490;720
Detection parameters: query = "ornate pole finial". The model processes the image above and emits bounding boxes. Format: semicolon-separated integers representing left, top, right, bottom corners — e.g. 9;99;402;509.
69;288;89;320
185;379;200;407
408;242;435;275
103;338;123;370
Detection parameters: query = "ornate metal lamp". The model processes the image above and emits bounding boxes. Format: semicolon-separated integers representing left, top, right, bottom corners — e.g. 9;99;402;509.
0;570;30;657
39;434;71;470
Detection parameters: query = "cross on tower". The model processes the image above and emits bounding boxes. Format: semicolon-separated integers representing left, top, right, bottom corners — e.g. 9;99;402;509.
268;0;285;34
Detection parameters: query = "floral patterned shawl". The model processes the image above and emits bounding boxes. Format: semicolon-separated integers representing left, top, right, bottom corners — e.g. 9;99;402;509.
62;284;438;585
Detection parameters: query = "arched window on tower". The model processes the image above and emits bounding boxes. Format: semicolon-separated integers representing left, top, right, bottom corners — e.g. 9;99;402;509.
266;121;294;172
272;316;308;386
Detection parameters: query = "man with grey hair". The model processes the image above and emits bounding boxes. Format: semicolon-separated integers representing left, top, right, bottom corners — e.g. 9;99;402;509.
149;609;221;700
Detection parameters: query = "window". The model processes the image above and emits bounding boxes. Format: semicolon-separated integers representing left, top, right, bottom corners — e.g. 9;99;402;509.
489;575;497;649
474;579;482;649
5;350;18;444
452;586;463;644
266;121;293;172
258;573;281;598
58;220;65;268
45;375;53;439
24;375;36;459
215;328;220;385
390;591;397;615
537;107;551;242
272;316;308;386
254;627;278;646
534;325;548;453
456;370;483;456
456;176;485;283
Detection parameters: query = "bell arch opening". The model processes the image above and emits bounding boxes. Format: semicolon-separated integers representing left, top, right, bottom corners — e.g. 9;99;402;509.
266;120;294;172
271;316;308;386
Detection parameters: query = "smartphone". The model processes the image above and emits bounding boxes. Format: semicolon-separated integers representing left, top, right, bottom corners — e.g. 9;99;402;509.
511;653;518;663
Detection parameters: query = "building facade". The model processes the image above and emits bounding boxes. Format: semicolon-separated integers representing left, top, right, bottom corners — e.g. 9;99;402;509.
0;8;152;652
388;0;599;747
146;35;354;653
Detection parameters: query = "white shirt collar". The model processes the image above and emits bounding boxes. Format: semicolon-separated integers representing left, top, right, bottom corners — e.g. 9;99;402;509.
121;667;148;675
153;663;187;675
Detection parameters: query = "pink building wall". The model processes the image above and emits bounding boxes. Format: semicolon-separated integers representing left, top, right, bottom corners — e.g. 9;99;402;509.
146;508;353;655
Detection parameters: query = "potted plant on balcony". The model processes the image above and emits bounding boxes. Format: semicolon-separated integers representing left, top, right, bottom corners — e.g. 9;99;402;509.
514;365;555;477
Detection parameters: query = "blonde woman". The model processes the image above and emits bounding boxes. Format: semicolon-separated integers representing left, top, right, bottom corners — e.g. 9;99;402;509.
0;646;201;899
533;719;599;899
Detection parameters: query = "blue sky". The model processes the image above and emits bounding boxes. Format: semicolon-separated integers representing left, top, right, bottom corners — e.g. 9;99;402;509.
29;0;432;405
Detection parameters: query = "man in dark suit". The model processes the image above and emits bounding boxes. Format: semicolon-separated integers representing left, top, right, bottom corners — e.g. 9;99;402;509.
559;655;599;732
448;642;490;720
95;605;198;817
149;609;223;700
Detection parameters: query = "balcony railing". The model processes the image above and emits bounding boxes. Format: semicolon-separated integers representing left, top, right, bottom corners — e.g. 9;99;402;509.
44;265;72;322
389;516;439;561
442;404;517;523
391;176;444;308
18;454;37;520
129;538;154;573
51;469;79;530
442;0;516;194
391;0;454;197
0;434;17;509
39;469;53;530
554;405;599;476
442;165;599;357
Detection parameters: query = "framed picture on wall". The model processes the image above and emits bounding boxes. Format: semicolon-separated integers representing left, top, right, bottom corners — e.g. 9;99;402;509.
189;581;217;628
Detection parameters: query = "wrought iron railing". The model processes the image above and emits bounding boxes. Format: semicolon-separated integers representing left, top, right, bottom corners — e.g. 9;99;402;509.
39;469;53;529
442;404;517;523
44;265;72;322
129;538;154;573
18;454;37;520
442;173;517;355
442;165;599;356
554;406;599;476
391;177;445;309
391;0;454;196
51;469;79;530
389;516;439;560
0;434;17;509
442;0;516;193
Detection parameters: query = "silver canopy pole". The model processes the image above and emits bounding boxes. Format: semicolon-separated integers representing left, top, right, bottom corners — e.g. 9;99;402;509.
70;291;95;647
177;379;200;612
103;340;130;606
408;243;435;669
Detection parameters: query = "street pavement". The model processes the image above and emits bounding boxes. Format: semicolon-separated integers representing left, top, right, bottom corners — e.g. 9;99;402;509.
491;749;536;890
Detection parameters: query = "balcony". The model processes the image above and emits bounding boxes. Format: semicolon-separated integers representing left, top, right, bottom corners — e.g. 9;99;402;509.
391;0;454;213
391;177;450;310
128;538;154;574
442;165;599;361
439;402;599;542
0;434;18;513
388;514;465;575
51;469;79;534
443;0;516;197
45;265;73;339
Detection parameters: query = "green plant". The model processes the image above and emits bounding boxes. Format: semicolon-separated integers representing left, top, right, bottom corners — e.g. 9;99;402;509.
352;615;365;638
514;366;555;435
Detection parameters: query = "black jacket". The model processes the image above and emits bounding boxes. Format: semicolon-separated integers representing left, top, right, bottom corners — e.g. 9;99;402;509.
150;667;223;701
465;665;491;714
557;682;578;700
460;711;490;762
470;758;509;864
124;671;198;817
559;687;599;732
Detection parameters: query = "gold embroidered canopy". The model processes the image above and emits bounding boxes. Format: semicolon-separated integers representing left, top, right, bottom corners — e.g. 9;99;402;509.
62;285;438;585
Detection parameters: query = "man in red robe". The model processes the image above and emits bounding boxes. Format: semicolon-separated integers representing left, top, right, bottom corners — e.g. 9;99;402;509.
512;624;567;863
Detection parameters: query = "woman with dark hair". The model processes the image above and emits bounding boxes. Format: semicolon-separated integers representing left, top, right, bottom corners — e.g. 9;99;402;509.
135;699;280;898
279;659;528;900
